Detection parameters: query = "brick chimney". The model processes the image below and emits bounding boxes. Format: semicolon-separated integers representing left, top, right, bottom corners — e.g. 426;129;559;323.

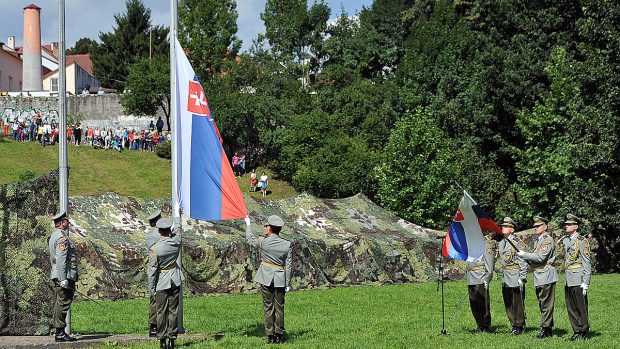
22;4;43;91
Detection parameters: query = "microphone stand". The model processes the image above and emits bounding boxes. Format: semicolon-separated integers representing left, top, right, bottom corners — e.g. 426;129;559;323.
436;236;447;335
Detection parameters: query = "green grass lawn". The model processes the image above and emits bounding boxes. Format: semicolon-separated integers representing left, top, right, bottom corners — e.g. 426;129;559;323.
73;274;619;348
0;138;297;199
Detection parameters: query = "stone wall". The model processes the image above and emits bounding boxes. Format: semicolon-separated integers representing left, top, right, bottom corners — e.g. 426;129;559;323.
0;95;166;131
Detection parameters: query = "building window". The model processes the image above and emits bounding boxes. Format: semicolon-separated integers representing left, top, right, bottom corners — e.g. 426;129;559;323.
51;78;59;92
8;76;13;91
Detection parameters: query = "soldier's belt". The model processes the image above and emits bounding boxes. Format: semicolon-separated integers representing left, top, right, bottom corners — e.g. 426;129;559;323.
503;265;520;270
566;263;583;270
158;264;177;272
261;261;284;269
467;265;486;271
533;264;552;271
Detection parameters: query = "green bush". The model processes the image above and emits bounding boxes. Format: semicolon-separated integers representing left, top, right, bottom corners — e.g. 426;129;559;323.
18;170;38;182
155;141;171;159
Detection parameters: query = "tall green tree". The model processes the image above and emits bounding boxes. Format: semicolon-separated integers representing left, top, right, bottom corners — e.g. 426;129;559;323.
261;0;330;87
91;0;168;91
66;37;98;55
120;56;170;129
178;0;241;81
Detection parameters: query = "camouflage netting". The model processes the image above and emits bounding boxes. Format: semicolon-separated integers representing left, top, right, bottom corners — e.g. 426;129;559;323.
0;171;600;335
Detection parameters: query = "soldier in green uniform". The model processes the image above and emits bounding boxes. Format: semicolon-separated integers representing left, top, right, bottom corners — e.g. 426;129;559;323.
517;216;558;338
148;218;183;349
146;209;162;337
245;215;293;344
466;231;497;332
560;213;591;341
497;217;528;335
48;211;78;342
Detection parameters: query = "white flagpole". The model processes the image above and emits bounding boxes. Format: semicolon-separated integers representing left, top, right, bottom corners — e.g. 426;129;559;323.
58;0;70;335
170;0;184;333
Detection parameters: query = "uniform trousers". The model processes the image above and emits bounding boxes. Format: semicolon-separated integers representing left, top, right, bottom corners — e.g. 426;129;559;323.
468;284;491;328
149;294;157;326
535;282;556;329
156;284;180;340
260;282;286;336
53;279;75;329
565;285;589;333
502;285;525;327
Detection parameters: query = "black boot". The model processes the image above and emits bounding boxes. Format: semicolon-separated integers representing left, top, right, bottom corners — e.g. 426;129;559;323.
168;338;175;349
273;333;284;344
149;324;158;337
569;332;582;341
537;328;548;338
55;328;77;342
267;335;275;344
160;338;167;348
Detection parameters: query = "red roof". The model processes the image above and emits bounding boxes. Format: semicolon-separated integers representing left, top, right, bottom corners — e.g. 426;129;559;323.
42;54;95;79
67;54;94;75
24;4;41;10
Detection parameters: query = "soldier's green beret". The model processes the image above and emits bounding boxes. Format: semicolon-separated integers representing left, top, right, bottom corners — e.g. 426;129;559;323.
52;211;67;222
265;215;284;227
148;209;162;222
533;215;549;227
564;213;581;225
156;217;173;229
500;217;517;229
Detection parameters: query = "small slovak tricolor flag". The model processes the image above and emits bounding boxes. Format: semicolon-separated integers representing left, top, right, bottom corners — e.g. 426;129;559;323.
442;191;501;261
173;38;247;221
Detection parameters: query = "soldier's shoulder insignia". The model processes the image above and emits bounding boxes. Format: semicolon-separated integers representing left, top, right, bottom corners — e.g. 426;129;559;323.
58;242;67;251
542;245;550;253
577;235;585;241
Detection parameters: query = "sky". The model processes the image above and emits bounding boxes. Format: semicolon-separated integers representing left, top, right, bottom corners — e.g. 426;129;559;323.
0;0;373;52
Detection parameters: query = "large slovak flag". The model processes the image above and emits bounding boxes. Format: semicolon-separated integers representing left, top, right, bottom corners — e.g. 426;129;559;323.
173;38;247;221
442;191;501;261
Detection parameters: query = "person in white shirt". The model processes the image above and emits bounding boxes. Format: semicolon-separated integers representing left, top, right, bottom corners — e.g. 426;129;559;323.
260;172;269;197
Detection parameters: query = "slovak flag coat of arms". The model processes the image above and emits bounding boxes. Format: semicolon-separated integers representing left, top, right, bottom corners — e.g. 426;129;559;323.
173;38;247;221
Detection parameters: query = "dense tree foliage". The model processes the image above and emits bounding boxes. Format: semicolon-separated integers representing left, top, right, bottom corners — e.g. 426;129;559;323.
178;0;241;80
91;0;168;91
107;0;620;270
120;56;170;129
66;37;98;55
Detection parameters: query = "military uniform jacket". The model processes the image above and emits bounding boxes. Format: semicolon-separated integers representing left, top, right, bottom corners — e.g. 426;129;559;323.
48;229;78;282
466;236;496;285
520;232;558;286
148;231;183;294
498;235;527;288
562;233;591;287
246;225;292;288
146;227;160;249
145;227;160;291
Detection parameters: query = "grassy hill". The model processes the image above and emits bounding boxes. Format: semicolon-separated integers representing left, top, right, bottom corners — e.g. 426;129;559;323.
74;273;619;348
0;138;297;199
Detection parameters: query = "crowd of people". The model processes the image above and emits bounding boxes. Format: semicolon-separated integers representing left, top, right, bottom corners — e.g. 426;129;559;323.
1;114;169;152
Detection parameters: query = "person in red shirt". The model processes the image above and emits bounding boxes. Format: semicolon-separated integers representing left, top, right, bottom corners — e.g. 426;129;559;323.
66;127;73;145
129;130;135;150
